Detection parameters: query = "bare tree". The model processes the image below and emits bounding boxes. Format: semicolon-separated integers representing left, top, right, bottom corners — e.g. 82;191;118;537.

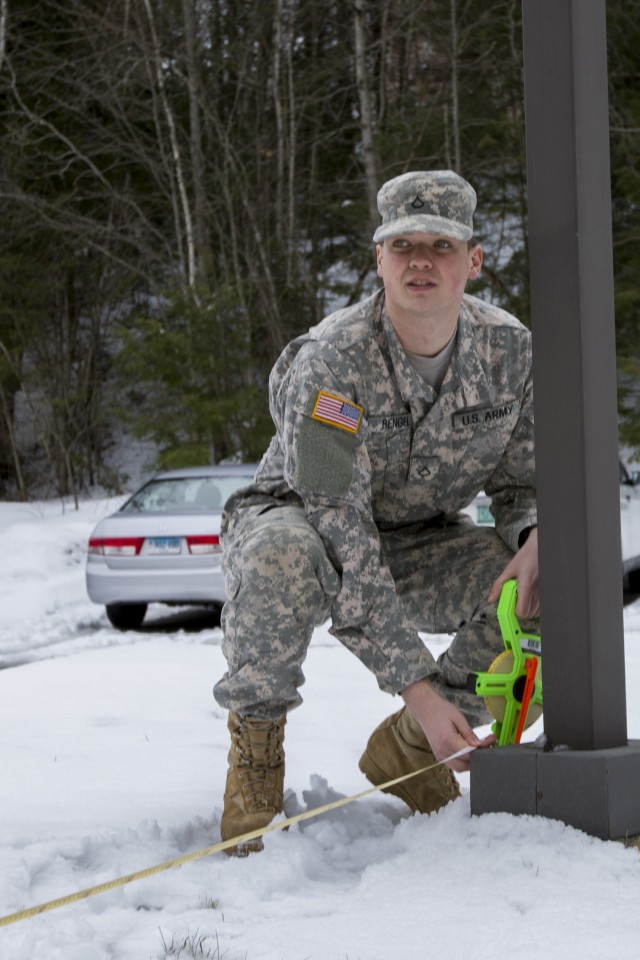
0;0;7;74
0;0;575;490
141;0;198;294
353;0;379;232
449;0;461;171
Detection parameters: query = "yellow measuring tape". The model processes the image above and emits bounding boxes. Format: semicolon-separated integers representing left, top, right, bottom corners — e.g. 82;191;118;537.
0;745;474;929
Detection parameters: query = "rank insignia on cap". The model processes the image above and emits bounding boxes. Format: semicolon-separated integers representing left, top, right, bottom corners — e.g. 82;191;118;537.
311;390;363;434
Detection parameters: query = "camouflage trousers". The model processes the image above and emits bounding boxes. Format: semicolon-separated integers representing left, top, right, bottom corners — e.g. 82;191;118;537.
214;505;524;727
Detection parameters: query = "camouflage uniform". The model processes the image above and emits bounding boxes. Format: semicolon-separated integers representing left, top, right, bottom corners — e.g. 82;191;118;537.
214;288;537;726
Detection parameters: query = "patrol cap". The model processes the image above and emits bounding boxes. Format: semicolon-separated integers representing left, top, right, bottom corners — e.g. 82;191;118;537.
373;170;476;244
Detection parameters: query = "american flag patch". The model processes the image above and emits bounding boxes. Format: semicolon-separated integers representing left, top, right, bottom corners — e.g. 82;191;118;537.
312;390;363;434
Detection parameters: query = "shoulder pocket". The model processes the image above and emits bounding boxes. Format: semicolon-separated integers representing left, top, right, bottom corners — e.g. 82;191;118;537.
294;417;357;498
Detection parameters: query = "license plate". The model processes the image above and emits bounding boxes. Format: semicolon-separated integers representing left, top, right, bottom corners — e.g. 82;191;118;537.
147;537;181;555
477;505;493;525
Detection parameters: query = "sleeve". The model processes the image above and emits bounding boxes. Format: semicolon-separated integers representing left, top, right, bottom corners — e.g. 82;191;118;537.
272;343;438;694
484;341;538;552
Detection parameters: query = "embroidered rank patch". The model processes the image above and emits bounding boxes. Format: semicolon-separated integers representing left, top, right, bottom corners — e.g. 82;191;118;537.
311;390;363;434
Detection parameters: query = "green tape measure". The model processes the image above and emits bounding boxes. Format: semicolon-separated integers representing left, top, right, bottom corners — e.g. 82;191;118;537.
466;579;542;745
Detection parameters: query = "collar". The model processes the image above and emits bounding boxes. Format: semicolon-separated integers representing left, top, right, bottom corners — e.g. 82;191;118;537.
379;301;436;406
379;296;494;416
440;301;493;413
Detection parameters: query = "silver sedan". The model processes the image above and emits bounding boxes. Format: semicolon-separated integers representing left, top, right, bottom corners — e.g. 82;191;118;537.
86;464;256;630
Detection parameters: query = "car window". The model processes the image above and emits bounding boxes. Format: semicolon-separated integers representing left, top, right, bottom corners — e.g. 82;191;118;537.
120;474;252;513
208;475;253;503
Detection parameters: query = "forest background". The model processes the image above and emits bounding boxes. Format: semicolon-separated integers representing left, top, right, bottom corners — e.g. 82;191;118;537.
0;0;639;501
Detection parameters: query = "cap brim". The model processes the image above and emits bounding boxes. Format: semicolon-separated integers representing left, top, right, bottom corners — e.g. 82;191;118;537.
373;213;472;244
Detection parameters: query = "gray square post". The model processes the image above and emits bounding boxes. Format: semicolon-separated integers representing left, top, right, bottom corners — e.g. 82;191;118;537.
470;0;640;840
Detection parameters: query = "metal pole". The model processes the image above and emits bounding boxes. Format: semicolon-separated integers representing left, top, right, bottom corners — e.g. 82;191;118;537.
470;0;640;840
523;0;626;749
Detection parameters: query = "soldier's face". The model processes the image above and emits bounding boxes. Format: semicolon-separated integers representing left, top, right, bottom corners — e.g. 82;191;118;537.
376;233;482;323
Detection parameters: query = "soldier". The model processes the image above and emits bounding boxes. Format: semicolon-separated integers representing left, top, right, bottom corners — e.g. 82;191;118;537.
214;170;539;855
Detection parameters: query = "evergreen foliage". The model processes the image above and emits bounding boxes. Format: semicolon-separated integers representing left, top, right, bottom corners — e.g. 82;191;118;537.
608;2;640;453
117;285;274;466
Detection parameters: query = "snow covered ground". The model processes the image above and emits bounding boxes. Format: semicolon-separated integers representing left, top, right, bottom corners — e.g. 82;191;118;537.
1;496;640;959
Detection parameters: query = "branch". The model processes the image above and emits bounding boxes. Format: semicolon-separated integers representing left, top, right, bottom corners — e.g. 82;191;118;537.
0;0;7;74
141;0;198;296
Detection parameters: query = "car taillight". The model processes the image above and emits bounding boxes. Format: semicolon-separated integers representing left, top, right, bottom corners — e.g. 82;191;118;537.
186;535;222;555
88;537;145;556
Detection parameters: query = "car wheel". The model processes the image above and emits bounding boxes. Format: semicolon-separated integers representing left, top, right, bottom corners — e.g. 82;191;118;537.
105;603;148;630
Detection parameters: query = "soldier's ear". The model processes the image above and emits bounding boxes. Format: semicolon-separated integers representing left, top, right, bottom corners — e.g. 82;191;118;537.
468;244;483;280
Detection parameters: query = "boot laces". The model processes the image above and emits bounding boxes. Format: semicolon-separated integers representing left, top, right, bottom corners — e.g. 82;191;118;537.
234;718;284;764
234;718;284;810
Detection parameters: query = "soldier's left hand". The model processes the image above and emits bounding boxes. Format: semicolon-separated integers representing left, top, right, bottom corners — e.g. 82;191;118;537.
487;527;539;617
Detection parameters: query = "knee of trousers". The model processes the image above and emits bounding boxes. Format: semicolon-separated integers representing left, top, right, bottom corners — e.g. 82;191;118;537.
223;516;340;626
216;517;340;717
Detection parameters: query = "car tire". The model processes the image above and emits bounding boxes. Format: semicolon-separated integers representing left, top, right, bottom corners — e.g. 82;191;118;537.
105;603;148;631
210;602;223;628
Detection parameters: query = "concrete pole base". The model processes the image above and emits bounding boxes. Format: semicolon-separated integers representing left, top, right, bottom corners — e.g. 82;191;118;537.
470;741;640;841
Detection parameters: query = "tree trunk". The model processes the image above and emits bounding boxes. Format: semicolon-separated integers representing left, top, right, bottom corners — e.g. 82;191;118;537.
450;0;461;172
182;0;211;283
142;0;198;294
353;0;379;232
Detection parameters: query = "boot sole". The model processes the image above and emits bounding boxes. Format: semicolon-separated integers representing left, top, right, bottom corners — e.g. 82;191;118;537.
223;837;264;857
358;752;419;813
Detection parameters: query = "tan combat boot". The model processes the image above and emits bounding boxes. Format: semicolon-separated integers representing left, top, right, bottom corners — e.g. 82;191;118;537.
358;707;460;814
220;711;286;856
